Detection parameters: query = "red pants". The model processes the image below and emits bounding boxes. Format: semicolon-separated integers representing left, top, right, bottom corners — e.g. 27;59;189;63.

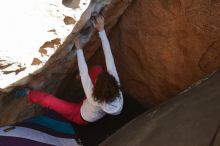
28;66;103;125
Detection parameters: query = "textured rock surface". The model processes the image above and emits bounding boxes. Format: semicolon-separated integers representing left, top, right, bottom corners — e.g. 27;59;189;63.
100;70;220;146
0;0;133;125
91;0;220;106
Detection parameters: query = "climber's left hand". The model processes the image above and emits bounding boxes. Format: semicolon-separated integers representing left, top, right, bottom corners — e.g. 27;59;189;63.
73;37;82;49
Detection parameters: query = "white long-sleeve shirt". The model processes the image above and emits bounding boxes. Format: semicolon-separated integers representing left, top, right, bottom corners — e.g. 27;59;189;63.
76;31;123;122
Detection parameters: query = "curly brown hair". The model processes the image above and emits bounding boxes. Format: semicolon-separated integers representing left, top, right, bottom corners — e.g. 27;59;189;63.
92;71;120;103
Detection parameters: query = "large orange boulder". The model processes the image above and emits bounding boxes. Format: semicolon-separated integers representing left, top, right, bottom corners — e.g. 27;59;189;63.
91;0;220;106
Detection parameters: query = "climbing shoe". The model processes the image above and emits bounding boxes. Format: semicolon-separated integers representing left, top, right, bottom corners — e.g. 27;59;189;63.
15;88;29;97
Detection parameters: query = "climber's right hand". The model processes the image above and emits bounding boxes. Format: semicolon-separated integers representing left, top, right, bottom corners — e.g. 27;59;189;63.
92;14;105;32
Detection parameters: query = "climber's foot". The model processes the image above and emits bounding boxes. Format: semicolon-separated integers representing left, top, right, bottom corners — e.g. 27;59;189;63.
15;88;30;98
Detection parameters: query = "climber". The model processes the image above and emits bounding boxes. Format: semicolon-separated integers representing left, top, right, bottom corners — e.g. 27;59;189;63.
16;14;123;125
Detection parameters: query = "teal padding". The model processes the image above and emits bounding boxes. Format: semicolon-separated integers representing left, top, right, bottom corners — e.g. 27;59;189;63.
25;116;75;135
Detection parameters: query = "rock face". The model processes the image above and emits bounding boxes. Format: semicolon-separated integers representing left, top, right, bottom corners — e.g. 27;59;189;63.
91;0;220;106
0;0;133;125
